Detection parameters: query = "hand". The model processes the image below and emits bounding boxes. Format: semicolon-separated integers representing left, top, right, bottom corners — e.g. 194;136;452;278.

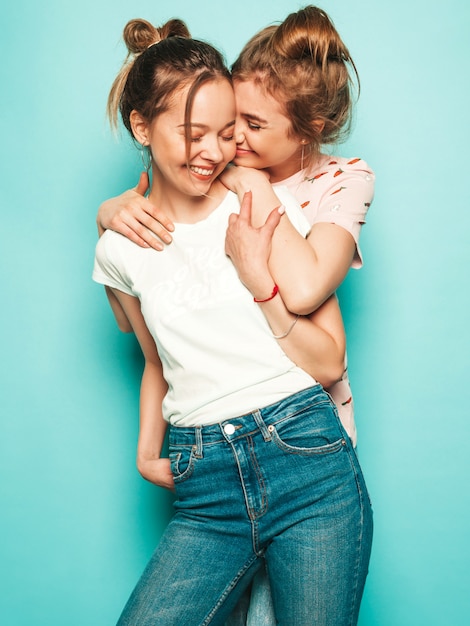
137;457;175;491
97;172;175;250
225;191;283;296
220;164;270;195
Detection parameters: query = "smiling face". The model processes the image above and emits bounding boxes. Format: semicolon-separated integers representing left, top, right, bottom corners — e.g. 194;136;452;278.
233;79;303;183
131;78;236;216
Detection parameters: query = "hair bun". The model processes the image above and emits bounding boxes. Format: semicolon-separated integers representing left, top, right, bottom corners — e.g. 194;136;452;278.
123;18;190;55
159;18;191;40
272;6;349;67
123;19;159;54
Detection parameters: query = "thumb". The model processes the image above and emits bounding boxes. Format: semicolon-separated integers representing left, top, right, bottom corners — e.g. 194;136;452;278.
262;205;283;237
134;171;150;197
238;190;253;222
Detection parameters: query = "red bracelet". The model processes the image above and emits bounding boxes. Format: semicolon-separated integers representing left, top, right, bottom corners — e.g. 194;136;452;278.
254;284;279;303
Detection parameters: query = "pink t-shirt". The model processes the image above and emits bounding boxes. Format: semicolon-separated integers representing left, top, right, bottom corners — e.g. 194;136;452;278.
278;155;375;268
277;155;375;446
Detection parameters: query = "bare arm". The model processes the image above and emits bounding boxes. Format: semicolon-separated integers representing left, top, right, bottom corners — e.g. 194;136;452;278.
258;293;345;388
104;286;133;333
109;288;174;491
221;166;355;314
225;192;345;387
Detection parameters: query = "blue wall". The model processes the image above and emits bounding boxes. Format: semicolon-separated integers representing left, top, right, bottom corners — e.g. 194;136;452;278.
1;1;469;624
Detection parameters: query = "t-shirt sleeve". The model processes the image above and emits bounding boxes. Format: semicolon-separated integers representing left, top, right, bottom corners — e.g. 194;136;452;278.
273;185;311;237
308;158;375;267
92;231;135;296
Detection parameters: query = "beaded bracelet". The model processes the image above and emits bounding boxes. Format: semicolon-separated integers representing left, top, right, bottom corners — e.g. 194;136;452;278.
253;284;279;303
273;314;300;339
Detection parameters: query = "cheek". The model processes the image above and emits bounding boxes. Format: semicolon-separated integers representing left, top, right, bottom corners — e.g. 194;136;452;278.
226;145;237;162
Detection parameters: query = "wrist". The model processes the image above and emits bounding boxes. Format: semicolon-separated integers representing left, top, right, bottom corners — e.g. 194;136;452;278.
254;284;279;303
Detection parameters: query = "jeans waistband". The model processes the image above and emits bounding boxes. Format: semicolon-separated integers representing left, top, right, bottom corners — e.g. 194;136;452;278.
169;384;328;449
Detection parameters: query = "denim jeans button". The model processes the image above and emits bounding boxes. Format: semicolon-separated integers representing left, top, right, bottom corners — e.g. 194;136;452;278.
224;423;235;435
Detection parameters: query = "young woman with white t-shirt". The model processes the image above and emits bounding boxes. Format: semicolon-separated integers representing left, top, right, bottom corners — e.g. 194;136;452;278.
94;16;372;626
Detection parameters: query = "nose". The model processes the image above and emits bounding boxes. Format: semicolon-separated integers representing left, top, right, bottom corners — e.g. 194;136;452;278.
201;137;224;162
234;119;245;144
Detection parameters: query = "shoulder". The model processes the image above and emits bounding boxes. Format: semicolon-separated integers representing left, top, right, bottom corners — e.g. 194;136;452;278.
305;155;375;190
299;155;375;220
95;229;138;265
93;230;147;295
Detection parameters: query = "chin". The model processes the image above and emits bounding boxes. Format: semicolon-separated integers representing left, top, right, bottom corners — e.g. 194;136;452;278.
234;156;257;168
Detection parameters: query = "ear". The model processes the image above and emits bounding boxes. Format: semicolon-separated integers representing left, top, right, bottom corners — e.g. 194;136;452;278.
312;119;325;134
130;110;151;146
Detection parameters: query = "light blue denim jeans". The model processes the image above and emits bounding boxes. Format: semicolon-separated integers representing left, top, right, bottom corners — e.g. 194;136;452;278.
117;385;373;625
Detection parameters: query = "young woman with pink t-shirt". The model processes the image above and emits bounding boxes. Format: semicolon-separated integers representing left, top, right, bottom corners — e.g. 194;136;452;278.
96;7;374;625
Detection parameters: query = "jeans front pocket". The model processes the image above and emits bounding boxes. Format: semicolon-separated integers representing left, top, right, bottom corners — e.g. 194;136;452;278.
269;400;346;457
169;446;196;484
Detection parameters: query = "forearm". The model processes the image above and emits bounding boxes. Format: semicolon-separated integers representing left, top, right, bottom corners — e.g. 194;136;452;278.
227;168;354;314
269;223;355;314
257;289;346;388
137;361;168;470
109;288;173;489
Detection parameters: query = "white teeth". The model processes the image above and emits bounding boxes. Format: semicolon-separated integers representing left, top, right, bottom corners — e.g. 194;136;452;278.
190;166;214;176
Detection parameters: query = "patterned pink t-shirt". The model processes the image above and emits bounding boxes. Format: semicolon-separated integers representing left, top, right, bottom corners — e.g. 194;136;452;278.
276;155;375;445
279;154;374;266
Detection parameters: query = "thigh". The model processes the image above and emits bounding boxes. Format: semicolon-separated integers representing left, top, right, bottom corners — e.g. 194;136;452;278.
259;391;373;625
225;561;276;626
246;563;276;626
118;437;261;626
265;479;373;626
117;513;260;626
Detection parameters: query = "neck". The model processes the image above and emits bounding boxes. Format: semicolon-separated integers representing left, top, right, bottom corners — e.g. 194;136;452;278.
267;151;323;183
149;173;227;224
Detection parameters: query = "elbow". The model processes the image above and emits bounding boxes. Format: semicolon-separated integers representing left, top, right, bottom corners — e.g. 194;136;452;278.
136;457;151;483
317;360;346;390
117;320;134;334
282;285;326;316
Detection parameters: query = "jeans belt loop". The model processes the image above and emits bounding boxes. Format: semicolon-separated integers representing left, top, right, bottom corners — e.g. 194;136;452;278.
194;426;204;458
252;409;272;442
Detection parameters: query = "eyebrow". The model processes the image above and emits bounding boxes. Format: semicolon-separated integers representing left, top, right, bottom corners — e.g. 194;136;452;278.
178;120;236;130
240;113;268;125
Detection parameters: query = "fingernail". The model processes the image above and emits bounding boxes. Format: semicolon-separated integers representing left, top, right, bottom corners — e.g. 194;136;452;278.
278;205;286;215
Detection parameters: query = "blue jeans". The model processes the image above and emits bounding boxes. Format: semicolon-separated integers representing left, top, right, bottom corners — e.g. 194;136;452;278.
225;564;275;626
117;385;373;625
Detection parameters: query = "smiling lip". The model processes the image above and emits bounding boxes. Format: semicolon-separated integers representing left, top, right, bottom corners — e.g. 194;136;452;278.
189;165;216;178
235;148;254;157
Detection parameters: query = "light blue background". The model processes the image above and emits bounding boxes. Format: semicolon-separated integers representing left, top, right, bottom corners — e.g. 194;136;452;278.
1;1;469;624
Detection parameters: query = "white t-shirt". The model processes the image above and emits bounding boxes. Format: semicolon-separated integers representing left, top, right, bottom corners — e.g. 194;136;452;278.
93;188;316;426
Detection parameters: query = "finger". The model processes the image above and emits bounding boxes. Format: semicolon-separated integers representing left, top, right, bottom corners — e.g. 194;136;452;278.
125;196;175;238
125;218;170;250
227;212;239;227
238;190;252;223
134;171;150;196
260;207;283;240
117;212;167;250
117;223;155;249
147;207;175;234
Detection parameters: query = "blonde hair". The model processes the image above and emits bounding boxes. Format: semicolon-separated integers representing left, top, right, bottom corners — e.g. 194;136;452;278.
231;6;359;164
